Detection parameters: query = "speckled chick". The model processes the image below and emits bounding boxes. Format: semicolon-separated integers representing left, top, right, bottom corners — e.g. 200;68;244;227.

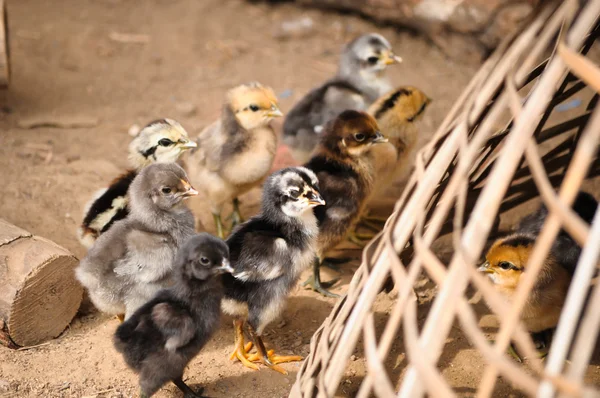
78;119;196;248
479;192;597;354
186;82;282;238
75;163;197;319
304;110;387;296
222;167;324;374
283;33;401;163
114;233;232;398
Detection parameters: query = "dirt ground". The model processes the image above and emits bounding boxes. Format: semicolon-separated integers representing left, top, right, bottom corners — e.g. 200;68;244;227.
0;1;598;397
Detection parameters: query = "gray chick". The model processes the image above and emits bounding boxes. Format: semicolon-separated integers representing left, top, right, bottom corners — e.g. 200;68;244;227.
283;33;402;163
222;167;325;374
75;163;198;320
114;233;233;398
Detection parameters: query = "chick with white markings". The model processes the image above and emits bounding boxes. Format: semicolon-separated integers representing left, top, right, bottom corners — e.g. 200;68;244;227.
76;163;197;320
222;167;325;374
187;82;282;239
283;33;401;163
114;233;232;398
78;119;196;248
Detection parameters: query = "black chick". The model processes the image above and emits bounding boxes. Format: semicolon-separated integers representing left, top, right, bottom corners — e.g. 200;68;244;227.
303;110;387;297
114;233;232;398
222;167;325;374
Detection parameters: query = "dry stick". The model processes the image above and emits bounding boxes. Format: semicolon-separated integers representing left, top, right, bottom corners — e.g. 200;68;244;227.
535;110;600;396
403;296;456;397
547;212;600;398
477;1;600;394
362;313;397;397
399;7;583;398
564;266;600;392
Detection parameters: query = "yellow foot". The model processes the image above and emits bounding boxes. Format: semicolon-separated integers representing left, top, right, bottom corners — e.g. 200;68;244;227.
247;349;303;375
230;340;259;371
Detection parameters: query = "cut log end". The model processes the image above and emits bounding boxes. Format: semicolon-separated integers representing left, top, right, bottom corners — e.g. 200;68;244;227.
0;222;82;348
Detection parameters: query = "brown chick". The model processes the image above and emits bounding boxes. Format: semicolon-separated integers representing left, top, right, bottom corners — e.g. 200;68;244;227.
479;191;598;360
348;87;432;241
304;110;388;296
186;82;282;238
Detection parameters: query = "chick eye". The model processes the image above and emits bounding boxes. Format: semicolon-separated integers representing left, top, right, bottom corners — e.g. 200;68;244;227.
158;138;174;147
161;187;172;194
289;189;301;199
249;105;259;112
367;56;379;64
200;257;210;265
498;261;513;270
354;133;366;142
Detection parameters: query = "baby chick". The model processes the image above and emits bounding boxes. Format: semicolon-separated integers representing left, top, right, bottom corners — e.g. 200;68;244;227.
367;86;431;190
354;86;432;234
187;82;282;238
479;191;598;358
283;33;401;163
78;119;196;248
75;163;197;320
114;233;232;398
222;167;325;374
304;110;388;297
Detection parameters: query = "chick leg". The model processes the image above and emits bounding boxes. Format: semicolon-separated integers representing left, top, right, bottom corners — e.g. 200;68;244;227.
247;328;303;375
229;319;259;370
212;213;225;239
172;377;206;398
230;197;244;227
302;257;340;298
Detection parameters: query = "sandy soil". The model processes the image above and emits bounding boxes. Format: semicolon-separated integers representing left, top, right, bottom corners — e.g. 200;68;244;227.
0;1;598;397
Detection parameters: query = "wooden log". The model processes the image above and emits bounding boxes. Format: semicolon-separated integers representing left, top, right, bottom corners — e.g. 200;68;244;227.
0;0;9;87
0;219;82;348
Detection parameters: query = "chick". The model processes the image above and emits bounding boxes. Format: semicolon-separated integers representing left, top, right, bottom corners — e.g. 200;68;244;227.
304;110;388;297
222;167;325;374
355;86;432;233
187;82;282;238
114;233;232;398
78;119;196;248
75;163;198;320
479;191;598;358
283;33;401;163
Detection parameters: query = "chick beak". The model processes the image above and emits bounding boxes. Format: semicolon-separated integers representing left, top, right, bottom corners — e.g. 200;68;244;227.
478;262;494;274
383;51;402;65
372;132;388;144
306;191;326;207
215;259;234;274
268;106;283;118
181;186;199;198
179;140;198;150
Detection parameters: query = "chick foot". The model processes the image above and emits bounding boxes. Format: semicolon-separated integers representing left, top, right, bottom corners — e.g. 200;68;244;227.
229;320;259;371
249;333;303;375
347;231;376;247
172;378;206;398
321;257;352;271
302;260;340;298
212;213;226;239
359;218;385;232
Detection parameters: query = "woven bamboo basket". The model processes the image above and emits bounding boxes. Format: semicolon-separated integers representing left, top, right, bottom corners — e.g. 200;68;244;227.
291;0;600;396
